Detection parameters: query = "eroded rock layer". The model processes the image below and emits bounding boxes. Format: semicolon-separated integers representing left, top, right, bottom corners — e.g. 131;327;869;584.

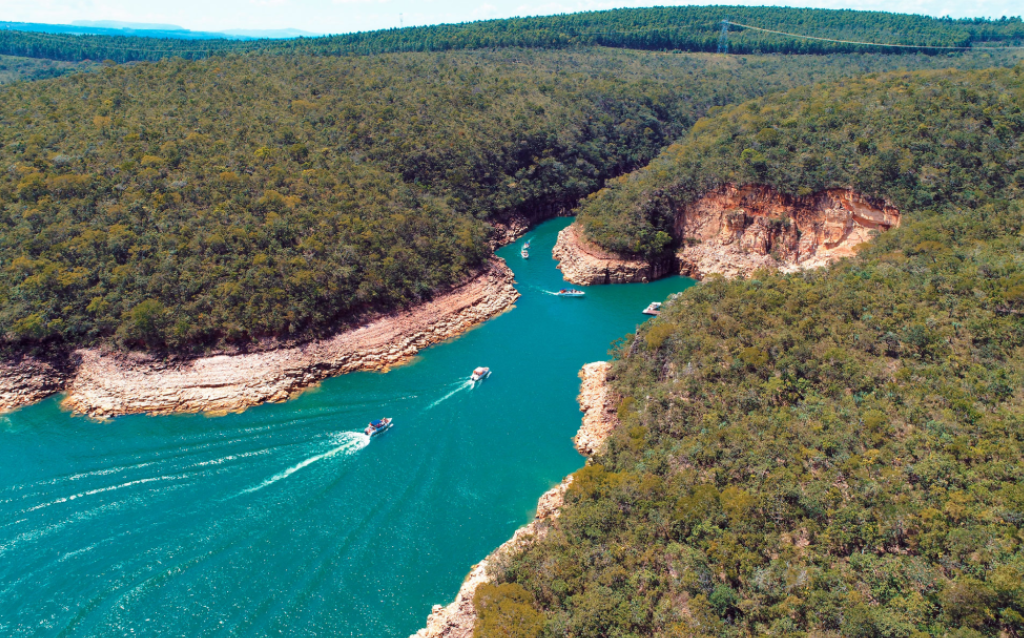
412;361;619;638
0;357;74;413
50;259;518;418
675;185;900;279
553;185;900;284
552;224;673;285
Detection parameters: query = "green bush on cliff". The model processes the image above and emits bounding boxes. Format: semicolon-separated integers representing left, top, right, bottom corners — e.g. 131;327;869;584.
576;63;1024;257
486;67;1024;637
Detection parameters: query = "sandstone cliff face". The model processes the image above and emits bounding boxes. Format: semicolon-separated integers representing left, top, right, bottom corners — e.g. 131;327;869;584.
412;361;619;638
552;224;673;285
0;357;74;413
58;260;518;418
553;185;900;284
674;185;900;279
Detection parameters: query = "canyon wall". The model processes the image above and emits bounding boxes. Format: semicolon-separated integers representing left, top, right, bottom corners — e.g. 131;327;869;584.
552;224;673;285
674;185;900;279
553;185;900;284
412;361;618;638
0;357;74;413
0;260;518;417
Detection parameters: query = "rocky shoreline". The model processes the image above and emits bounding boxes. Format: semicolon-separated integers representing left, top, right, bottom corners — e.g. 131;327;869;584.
552;224;672;285
553;185;901;284
412;360;617;638
0;259;519;418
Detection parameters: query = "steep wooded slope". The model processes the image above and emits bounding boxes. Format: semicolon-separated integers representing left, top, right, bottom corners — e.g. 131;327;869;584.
6;48;987;355
484;66;1024;638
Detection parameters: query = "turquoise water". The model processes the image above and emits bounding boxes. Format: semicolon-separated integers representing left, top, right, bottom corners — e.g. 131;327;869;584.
0;218;694;638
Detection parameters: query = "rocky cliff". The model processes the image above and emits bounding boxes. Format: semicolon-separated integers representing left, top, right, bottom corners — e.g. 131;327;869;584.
412;361;619;638
674;185;900;279
0;356;74;413
552;224;673;285
553;185;900;284
0;260;518;417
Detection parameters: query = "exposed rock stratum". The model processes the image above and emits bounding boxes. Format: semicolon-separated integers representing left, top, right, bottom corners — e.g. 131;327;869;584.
554;184;900;284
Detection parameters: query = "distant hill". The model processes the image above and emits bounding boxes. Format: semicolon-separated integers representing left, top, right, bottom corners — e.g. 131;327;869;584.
0;20;319;42
71;20;188;31
221;28;320;39
0;6;1022;64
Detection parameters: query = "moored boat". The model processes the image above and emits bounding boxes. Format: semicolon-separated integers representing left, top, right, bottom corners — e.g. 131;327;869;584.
364;417;393;437
557;289;585;297
643;302;662;316
470;366;491;381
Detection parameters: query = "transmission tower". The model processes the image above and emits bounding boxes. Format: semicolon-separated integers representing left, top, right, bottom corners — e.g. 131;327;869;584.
717;19;729;54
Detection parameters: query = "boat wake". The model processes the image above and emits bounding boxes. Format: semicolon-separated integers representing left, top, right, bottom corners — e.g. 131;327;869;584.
237;432;369;496
426;380;474;410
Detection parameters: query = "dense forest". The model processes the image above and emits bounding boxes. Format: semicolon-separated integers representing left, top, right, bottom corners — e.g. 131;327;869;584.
2;47;989;356
0;54;95;84
577;60;1024;258
7;47;1021;356
1;7;1024;64
482;65;1024;637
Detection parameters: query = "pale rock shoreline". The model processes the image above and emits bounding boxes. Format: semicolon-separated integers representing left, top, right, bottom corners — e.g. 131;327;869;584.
412;360;617;638
0;259;519;418
552;224;671;285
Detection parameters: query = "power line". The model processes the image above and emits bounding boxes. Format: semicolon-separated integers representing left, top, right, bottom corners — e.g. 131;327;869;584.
724;20;1024;51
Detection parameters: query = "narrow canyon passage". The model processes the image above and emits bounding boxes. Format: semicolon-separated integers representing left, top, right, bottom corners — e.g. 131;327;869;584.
0;218;695;638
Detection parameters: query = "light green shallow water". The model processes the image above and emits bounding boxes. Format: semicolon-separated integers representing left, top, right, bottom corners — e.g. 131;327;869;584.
0;218;695;637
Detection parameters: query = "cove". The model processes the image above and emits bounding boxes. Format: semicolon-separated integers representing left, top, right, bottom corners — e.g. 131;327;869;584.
0;218;695;638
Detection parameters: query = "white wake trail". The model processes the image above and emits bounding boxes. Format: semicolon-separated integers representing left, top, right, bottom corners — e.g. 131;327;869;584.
426;380;474;410
238;432;369;496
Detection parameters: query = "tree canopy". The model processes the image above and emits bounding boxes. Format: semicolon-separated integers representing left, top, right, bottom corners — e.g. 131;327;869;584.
1;7;1023;64
491;65;1024;638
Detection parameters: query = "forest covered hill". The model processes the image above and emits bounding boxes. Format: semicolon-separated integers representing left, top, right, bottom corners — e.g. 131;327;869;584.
485;64;1024;638
6;47;1020;356
1;6;1023;64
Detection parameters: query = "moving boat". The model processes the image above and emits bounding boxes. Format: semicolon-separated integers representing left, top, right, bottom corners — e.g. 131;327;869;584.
556;289;585;297
643;302;662;316
521;246;529;259
470;367;491;381
364;417;393;437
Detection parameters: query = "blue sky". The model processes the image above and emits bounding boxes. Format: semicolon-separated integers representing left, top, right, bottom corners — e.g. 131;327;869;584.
0;0;1020;36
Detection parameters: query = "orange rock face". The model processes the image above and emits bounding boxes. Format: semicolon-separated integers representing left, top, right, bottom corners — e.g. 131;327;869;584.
675;185;900;279
553;184;900;284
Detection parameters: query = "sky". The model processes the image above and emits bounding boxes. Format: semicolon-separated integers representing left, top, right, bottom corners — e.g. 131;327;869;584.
0;0;1020;36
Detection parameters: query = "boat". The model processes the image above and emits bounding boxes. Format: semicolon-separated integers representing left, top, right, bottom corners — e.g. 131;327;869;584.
521;246;529;259
470;366;491;381
364;417;393;437
556;289;585;297
643;302;662;316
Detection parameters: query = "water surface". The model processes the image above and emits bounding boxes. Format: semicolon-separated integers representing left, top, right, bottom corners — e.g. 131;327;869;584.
0;218;695;637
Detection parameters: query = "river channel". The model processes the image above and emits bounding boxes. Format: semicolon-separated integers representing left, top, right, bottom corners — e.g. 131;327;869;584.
0;218;695;637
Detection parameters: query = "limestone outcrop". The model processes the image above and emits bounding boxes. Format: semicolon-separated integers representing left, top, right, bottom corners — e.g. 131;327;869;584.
674;185;900;279
574;361;617;456
0;259;518;417
552;224;672;285
552;185;900;284
412;361;619;638
0;357;74;413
